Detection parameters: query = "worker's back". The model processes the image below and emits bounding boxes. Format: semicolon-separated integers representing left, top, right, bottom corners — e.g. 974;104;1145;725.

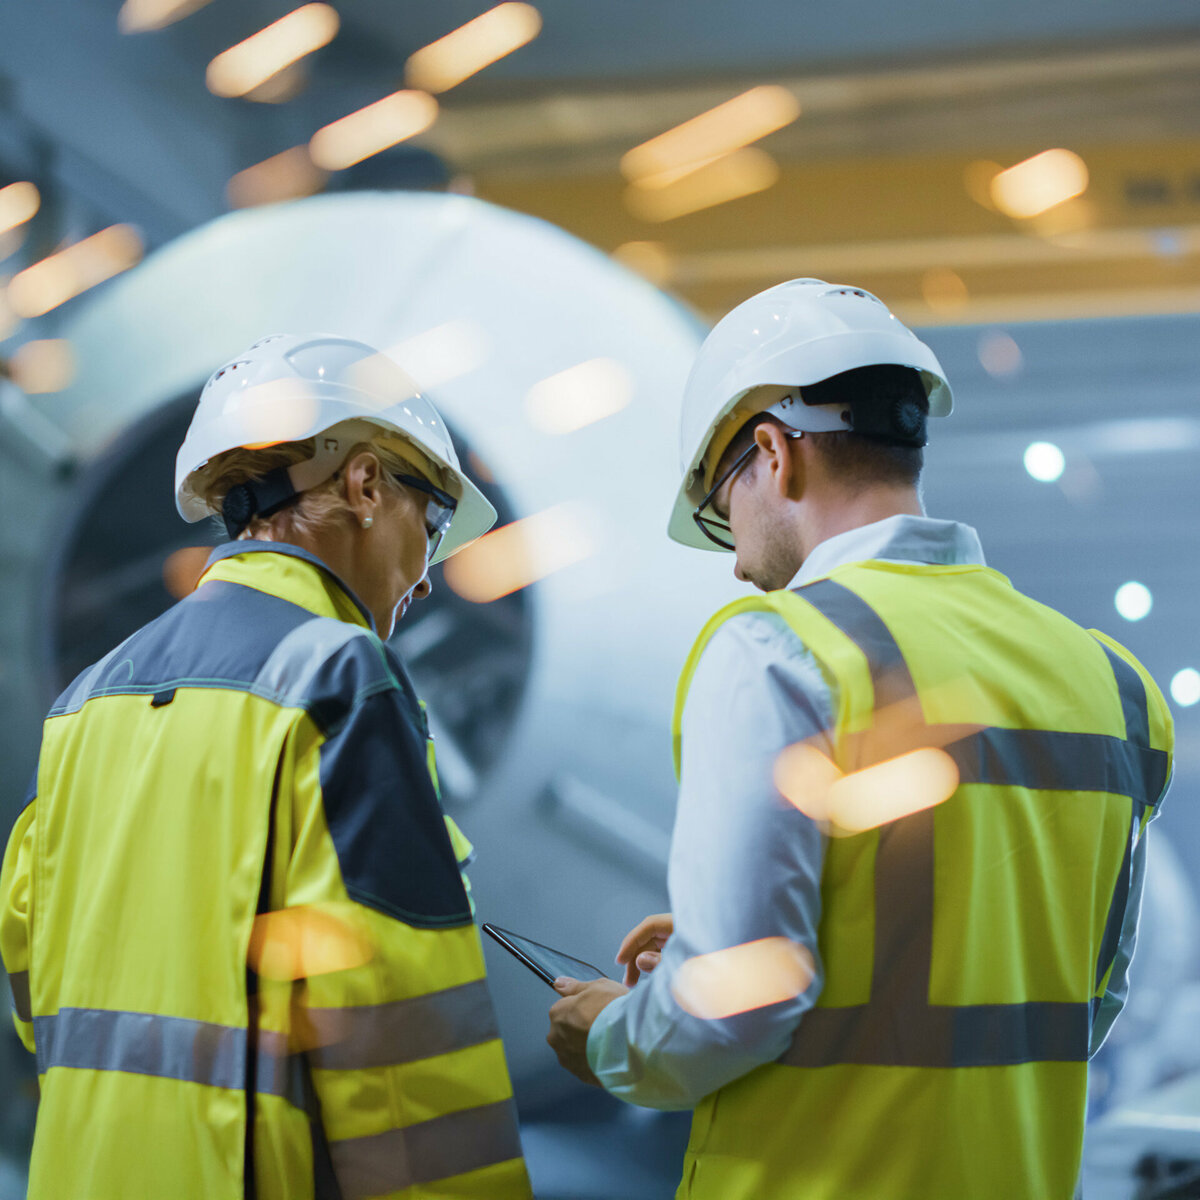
674;557;1173;1200
2;547;530;1200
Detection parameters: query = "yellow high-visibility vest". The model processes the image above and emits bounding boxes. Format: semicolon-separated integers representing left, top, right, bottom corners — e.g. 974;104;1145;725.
671;559;1172;1200
1;543;531;1200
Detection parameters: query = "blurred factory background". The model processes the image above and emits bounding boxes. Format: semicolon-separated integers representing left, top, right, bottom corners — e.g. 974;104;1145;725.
2;2;1200;1197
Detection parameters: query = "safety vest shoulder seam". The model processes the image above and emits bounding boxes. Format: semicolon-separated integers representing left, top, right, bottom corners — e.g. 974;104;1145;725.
344;883;473;930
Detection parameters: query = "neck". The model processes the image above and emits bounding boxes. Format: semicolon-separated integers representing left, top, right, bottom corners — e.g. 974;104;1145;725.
248;520;381;629
798;484;924;563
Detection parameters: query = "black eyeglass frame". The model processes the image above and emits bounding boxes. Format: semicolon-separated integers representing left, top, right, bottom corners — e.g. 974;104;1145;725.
691;429;803;550
394;472;457;558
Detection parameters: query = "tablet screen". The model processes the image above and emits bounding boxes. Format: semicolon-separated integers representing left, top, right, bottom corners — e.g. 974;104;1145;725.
483;923;611;987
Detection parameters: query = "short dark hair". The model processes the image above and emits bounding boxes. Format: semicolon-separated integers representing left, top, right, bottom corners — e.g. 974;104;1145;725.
718;365;928;489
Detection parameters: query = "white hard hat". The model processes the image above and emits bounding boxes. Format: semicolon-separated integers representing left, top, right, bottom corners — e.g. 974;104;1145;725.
175;332;497;564
668;279;953;551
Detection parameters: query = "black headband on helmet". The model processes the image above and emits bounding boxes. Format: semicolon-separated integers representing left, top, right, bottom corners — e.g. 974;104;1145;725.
221;467;299;540
800;365;929;448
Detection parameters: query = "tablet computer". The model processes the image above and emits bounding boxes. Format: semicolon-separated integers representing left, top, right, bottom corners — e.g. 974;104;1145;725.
482;923;611;989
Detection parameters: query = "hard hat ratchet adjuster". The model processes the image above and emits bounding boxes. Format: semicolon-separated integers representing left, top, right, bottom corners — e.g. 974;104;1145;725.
221;468;298;540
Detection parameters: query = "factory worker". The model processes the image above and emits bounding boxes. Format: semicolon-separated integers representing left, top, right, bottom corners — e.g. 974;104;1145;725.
1;334;532;1200
546;280;1173;1200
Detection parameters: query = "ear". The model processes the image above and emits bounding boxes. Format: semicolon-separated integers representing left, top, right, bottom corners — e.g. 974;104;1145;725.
341;449;386;526
754;423;804;501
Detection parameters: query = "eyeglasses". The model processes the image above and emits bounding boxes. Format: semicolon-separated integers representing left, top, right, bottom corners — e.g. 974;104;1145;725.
692;429;803;550
394;473;457;559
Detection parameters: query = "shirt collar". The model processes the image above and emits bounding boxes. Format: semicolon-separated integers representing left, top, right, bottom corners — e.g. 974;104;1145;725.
787;514;986;589
197;541;377;632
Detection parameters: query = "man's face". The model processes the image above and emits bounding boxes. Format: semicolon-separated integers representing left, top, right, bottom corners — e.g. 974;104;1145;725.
716;434;803;593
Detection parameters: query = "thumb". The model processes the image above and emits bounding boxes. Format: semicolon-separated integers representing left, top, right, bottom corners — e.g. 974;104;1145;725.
553;976;585;995
635;951;661;974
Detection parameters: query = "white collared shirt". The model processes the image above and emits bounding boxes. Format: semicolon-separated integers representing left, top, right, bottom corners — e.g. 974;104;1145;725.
586;515;1139;1108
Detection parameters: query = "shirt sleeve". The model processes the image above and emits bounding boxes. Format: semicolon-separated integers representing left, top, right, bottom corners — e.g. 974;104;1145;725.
1;787;37;1053
1089;827;1147;1057
259;637;531;1199
586;612;832;1109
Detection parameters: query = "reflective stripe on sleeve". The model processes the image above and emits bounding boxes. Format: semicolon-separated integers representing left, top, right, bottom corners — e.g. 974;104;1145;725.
307;979;498;1071
329;1099;523;1199
8;972;31;1024
32;1008;302;1103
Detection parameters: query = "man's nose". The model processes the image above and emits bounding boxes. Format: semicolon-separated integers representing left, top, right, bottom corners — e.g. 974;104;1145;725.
414;575;432;601
733;559;747;583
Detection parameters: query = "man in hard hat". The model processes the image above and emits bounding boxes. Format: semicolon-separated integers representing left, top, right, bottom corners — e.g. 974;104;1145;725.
547;280;1173;1199
2;335;532;1200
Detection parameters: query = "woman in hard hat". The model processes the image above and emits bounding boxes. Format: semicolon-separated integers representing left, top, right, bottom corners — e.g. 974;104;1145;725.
1;334;532;1200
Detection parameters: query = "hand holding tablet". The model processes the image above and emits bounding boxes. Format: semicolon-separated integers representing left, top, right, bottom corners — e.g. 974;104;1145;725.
483;923;612;988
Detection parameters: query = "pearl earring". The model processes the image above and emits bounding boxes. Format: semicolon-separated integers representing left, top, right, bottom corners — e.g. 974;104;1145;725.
362;516;373;529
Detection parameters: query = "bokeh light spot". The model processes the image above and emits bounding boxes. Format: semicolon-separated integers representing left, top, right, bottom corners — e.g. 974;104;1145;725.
443;505;595;603
977;330;1023;378
249;904;374;982
163;546;213;599
1170;669;1200;708
1023;441;1065;483
672;938;815;1020
8;339;76;394
826;747;959;837
1114;581;1152;623
525;358;633;435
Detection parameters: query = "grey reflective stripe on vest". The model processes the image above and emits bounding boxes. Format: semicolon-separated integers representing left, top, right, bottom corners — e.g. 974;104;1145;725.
329;1099;523;1199
33;1008;303;1104
8;971;31;1023
779;578;1155;1070
307;979;498;1071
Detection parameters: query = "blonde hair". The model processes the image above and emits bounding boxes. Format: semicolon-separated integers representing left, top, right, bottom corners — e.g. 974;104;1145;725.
196;434;442;542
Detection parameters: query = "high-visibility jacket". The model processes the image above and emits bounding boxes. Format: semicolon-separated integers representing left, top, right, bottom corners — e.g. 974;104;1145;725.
0;542;532;1200
671;559;1173;1200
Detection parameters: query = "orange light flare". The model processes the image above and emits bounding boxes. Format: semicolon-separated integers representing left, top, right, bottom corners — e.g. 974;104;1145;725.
990;149;1089;220
249;904;374;983
8;225;143;319
442;504;595;604
0;281;16;340
624;148;779;223
672;938;816;1020
7;339;76;394
119;0;213;33
405;3;543;94
621;85;800;186
206;4;340;100
227;146;328;209
309;91;439;172
773;688;979;836
232;379;321;447
0;182;41;238
920;268;969;317
611;240;674;286
162;546;214;599
524;358;634;435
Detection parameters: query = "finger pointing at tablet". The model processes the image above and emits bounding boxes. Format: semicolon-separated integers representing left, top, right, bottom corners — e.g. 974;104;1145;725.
616;913;674;986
